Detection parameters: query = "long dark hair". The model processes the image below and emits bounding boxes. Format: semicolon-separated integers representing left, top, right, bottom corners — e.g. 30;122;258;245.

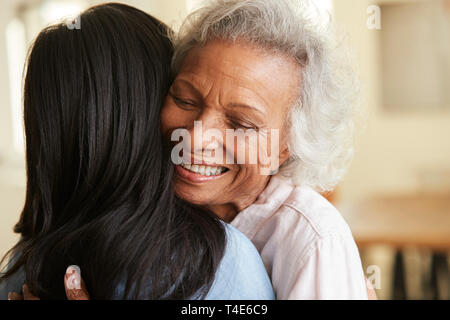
0;3;225;299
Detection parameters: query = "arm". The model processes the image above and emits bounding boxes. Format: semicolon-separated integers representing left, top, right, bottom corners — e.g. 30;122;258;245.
276;234;370;300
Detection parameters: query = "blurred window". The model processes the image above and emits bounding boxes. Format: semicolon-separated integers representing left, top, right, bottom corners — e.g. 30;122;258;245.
5;0;87;155
6;18;26;154
380;0;450;111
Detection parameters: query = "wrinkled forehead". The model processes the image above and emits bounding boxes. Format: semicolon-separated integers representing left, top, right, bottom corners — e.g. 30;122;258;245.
175;40;301;107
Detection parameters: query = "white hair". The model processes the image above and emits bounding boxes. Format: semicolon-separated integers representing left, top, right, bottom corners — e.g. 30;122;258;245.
171;0;360;192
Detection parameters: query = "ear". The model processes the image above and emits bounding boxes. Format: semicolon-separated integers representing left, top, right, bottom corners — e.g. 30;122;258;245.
267;146;290;176
278;146;291;166
266;146;290;176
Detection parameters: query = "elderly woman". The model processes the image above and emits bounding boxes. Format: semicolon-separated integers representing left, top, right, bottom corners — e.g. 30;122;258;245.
2;3;275;300
7;0;372;300
160;0;368;299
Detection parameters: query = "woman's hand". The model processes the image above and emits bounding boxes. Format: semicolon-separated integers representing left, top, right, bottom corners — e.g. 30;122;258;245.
8;265;90;300
7;284;40;300
8;266;377;300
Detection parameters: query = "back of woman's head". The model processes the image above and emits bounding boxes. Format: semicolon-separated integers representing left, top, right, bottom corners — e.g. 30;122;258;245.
0;2;225;299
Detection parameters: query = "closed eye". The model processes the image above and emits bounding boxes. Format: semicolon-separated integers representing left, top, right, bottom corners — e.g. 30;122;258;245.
227;118;259;130
170;93;198;110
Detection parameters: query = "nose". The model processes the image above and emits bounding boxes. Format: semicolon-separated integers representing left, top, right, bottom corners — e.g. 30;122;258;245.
186;109;225;162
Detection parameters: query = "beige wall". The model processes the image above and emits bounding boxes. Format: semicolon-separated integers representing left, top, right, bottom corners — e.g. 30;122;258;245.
1;0;449;259
0;2;25;260
0;7;15;156
333;0;450;205
89;0;188;30
333;0;450;299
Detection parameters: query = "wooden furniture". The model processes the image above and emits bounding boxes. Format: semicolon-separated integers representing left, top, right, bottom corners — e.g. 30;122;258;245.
346;193;450;250
344;193;450;299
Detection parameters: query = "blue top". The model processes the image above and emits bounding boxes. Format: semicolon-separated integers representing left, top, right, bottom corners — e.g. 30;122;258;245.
204;223;274;300
0;259;24;300
0;223;274;300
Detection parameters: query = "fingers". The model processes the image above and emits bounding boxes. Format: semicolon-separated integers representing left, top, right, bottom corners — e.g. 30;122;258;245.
7;292;23;300
8;284;40;300
10;266;90;301
22;284;40;300
64;265;90;300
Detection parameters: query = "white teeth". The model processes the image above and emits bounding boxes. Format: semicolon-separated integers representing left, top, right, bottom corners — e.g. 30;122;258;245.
180;163;226;176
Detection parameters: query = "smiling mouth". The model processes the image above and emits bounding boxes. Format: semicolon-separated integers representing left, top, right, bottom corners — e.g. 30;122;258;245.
180;163;229;176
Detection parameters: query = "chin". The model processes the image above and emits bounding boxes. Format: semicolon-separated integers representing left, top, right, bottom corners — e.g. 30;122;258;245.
173;180;214;206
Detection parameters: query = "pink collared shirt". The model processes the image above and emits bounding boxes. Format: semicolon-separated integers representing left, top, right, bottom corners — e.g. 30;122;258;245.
231;175;368;300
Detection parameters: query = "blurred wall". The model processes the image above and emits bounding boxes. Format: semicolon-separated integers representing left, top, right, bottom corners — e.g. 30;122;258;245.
0;1;24;260
333;0;450;205
1;0;449;260
0;5;15;157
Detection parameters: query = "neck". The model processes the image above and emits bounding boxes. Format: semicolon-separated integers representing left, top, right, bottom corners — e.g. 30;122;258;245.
206;177;271;223
207;203;240;223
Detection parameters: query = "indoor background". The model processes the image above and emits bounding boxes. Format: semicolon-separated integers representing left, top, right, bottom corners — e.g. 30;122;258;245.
0;0;449;300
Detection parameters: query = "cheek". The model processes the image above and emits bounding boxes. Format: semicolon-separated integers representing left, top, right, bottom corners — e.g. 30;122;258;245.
232;164;269;197
229;133;279;172
224;133;259;166
160;101;182;134
160;100;171;133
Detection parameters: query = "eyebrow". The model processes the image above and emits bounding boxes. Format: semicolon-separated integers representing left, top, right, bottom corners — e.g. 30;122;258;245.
171;79;202;96
227;102;266;117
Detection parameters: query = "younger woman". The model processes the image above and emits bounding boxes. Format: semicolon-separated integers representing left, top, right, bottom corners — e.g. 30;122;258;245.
0;3;274;300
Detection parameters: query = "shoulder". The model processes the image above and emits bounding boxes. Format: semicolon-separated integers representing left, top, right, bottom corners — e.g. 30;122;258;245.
282;185;353;239
234;175;354;242
222;223;269;265
0;256;25;300
257;181;356;257
205;223;275;300
233;177;367;299
233;176;359;262
261;184;367;299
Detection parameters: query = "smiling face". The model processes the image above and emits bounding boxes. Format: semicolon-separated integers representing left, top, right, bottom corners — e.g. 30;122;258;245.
160;39;301;221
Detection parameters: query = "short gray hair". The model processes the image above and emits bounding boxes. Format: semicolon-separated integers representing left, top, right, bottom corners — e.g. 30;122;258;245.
171;0;359;192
